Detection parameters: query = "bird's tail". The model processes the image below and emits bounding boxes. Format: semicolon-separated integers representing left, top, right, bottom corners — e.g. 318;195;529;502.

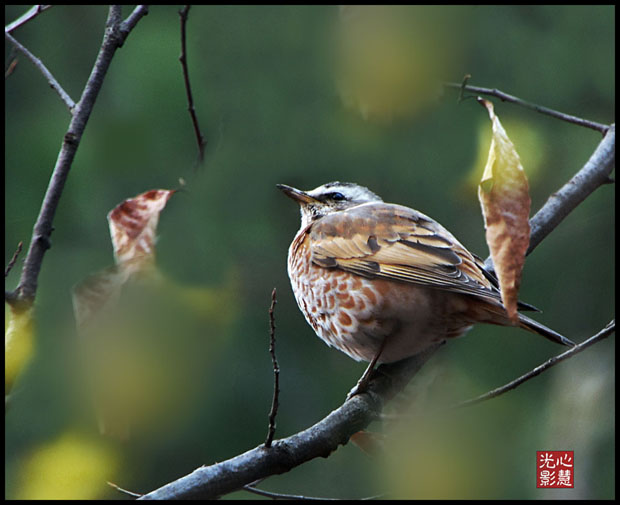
518;313;575;347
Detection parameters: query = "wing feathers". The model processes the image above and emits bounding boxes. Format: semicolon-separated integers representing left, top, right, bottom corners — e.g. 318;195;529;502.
309;202;504;305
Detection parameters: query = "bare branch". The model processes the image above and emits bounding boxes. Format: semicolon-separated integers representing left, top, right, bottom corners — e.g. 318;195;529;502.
178;5;207;165
138;344;441;500
265;287;280;448
5;5;52;33
4;30;76;111
5;242;23;278
526;123;615;255
453;320;615;409
7;5;149;307
444;81;610;134
119;5;149;42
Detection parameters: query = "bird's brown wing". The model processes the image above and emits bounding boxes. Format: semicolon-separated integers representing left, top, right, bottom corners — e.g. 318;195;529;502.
309;202;505;306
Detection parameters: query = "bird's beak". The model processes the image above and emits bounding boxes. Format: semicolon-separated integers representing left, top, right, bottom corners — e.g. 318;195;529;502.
276;184;319;204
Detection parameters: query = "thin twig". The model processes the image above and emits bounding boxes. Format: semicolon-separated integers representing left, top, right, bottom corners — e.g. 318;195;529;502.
5;58;18;78
243;485;340;500
4;30;76;111
243;484;385;501
5;5;52;33
5;50;18;79
107;481;144;498
453;320;615;409
265;287;280;448
5;242;23;278
457;74;471;103
444;81;610;134
6;5;149;308
178;5;207;165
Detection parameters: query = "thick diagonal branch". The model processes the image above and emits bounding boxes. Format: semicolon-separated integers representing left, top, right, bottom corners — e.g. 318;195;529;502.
527;123;615;255
138;344;440;500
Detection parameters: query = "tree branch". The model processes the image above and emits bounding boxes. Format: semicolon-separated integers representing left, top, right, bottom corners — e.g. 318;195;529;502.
5;242;23;278
5;5;149;308
4;30;76;111
5;5;52;34
265;287;280;448
119;5;149;40
526;123;615;255
444;81;610;134
453;320;615;409
178;5;207;165
138;344;442;499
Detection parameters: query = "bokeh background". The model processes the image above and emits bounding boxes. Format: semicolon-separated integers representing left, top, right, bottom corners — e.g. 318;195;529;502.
5;5;614;500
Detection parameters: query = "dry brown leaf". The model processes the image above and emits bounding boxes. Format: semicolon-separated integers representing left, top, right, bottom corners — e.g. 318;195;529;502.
477;98;531;322
108;189;176;269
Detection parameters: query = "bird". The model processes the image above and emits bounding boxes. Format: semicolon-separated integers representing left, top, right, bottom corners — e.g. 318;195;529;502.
277;181;574;376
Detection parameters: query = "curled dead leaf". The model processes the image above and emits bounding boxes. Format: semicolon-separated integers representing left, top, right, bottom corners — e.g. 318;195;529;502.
477;98;531;322
108;189;176;268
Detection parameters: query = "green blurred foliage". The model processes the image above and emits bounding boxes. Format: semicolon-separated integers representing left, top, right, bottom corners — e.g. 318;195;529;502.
5;5;614;500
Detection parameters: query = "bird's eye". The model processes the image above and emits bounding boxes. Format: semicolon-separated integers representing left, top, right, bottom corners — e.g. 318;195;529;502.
329;192;346;201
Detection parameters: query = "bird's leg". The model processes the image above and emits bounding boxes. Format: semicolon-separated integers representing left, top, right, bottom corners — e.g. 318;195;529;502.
346;336;388;400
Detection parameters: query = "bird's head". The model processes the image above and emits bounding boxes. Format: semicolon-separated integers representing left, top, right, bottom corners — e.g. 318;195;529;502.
277;181;383;227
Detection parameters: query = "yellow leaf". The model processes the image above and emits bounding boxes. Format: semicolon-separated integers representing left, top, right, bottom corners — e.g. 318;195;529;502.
461;118;545;196
5;304;35;394
14;431;118;499
335;6;463;122
477;99;531;322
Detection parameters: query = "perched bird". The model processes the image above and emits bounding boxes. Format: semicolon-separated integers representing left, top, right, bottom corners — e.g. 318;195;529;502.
278;181;574;370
